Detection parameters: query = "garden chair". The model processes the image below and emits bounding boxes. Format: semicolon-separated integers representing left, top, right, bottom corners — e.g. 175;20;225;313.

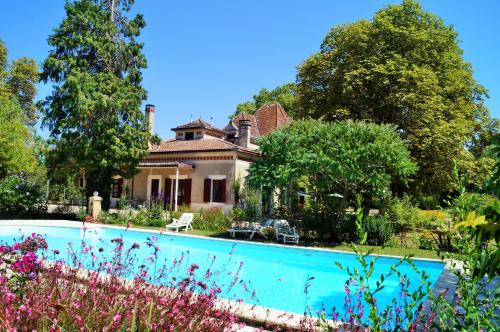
166;213;194;232
274;220;300;244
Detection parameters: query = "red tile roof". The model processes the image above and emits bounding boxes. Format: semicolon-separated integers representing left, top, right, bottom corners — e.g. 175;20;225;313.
232;102;291;139
149;138;258;155
138;160;192;168
171;119;225;135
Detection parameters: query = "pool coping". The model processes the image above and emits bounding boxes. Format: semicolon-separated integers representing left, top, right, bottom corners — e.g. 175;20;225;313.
0;219;453;330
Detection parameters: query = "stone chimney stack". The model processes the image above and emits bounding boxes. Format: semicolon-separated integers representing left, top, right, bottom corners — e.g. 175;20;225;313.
145;104;155;135
238;119;251;148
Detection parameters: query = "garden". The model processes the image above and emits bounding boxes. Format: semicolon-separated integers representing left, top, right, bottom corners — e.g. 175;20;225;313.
1;0;499;330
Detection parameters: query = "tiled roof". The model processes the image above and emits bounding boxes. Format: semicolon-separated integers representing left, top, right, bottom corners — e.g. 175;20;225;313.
254;102;291;136
232;112;260;139
171;119;224;134
138;160;192;168
231;102;291;139
149;138;258;155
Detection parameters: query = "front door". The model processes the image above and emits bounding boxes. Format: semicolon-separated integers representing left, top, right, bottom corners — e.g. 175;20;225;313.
150;179;160;200
164;178;191;208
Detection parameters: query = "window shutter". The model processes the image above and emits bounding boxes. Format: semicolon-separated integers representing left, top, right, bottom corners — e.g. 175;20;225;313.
203;179;211;202
184;179;192;205
164;178;172;205
117;178;123;197
220;179;226;203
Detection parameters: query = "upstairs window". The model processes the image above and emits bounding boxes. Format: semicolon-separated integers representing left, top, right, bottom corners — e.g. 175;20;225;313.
184;132;194;140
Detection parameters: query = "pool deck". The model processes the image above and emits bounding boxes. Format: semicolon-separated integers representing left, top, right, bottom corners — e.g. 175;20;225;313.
0;219;455;331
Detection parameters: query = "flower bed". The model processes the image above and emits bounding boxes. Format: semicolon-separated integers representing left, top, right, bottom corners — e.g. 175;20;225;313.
0;233;244;331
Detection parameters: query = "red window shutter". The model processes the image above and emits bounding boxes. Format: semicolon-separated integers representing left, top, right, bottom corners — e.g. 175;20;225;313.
164;178;172;205
184;179;192;205
117;178;123;197
220;179;226;203
203;179;211;202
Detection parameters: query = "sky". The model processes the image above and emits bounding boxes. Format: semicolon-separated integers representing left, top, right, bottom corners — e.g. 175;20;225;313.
1;0;499;139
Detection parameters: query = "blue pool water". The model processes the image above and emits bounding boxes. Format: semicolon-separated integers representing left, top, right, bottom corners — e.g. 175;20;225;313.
0;225;444;317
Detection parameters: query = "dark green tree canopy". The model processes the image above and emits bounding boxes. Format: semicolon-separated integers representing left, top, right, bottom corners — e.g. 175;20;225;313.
40;0;150;208
296;0;497;196
248;120;416;207
233;83;298;118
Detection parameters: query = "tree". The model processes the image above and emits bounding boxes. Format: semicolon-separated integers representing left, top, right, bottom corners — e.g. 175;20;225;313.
0;98;36;178
233;83;298;117
0;40;39;178
296;0;497;197
247;120;416;215
40;0;150;209
0;39;39;125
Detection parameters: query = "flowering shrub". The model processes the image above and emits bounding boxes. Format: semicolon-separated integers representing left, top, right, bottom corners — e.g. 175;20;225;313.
0;174;47;216
0;233;47;293
0;231;247;331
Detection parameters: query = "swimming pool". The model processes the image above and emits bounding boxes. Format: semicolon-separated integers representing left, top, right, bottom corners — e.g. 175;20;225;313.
0;224;444;318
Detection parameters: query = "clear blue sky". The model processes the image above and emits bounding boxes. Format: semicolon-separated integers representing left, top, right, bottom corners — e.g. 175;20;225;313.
1;0;498;139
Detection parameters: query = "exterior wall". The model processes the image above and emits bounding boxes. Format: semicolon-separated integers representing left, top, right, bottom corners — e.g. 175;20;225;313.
128;151;256;213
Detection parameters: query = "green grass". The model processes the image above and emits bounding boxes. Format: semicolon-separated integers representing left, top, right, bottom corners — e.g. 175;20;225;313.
106;224;442;259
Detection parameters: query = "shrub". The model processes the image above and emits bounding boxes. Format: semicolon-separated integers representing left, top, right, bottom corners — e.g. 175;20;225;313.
364;215;394;246
193;208;229;232
0;174;47;217
449;192;499;220
382;196;421;246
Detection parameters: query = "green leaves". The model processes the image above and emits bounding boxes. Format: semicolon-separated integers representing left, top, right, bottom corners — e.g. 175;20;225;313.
296;0;494;197
40;0;150;208
248;120;416;210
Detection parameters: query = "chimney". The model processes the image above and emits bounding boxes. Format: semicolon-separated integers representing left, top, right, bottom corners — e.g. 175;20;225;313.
238;119;251;148
145;104;155;135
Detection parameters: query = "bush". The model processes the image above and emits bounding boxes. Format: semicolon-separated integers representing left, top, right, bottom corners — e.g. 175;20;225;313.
0;174;47;217
364;215;394;246
449;192;499;220
193;208;229;232
382;196;422;246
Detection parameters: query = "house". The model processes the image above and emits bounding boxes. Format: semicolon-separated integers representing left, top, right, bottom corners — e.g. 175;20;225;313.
110;103;291;212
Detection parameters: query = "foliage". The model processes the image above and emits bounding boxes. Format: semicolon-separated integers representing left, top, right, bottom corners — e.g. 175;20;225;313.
429;209;500;330
325;245;431;331
248;120;416;239
0;39;39;126
193;208;229;232
0;98;37;179
449;192;498;221
233;83;298;117
0;174;47;217
364;215;394;246
0;233;242;331
381;196;422;246
296;0;496;197
48;177;84;204
485;133;500;196
39;0;151;209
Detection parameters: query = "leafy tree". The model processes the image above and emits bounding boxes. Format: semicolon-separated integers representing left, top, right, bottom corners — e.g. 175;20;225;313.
296;0;496;196
40;0;150;209
0;98;37;178
0;40;39;178
247;120;416;217
0;39;39;125
233;83;298;117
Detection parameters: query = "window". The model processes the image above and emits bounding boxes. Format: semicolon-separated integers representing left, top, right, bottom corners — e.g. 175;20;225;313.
211;180;224;203
203;178;226;203
79;177;85;189
112;178;123;198
184;132;194;140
